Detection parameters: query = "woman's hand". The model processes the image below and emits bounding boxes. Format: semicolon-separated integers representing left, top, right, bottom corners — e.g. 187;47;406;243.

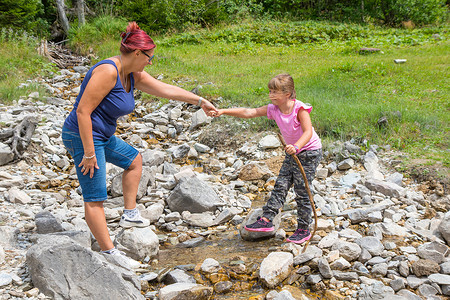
200;99;218;116
285;144;298;155
78;155;99;178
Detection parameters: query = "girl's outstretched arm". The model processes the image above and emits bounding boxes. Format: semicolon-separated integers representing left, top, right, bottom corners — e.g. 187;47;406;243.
214;105;268;118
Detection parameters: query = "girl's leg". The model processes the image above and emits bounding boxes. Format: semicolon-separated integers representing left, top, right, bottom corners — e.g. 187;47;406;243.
262;155;294;220
292;149;322;229
122;153;142;209
85;201;114;251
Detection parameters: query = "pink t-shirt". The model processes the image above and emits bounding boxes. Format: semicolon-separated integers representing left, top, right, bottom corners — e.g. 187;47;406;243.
267;100;322;151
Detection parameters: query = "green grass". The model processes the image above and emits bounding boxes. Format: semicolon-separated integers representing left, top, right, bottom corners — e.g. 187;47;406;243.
2;18;448;166
0;29;56;105
146;22;449;165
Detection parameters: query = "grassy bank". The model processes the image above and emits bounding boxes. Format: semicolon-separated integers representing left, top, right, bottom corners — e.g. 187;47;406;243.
0;29;56;105
149;22;449;165
1;19;448;167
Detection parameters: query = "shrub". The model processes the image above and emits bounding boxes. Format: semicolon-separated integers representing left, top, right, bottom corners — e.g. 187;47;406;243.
0;0;47;34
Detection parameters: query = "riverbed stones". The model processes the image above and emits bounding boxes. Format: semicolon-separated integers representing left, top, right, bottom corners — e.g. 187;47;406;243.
0;69;449;300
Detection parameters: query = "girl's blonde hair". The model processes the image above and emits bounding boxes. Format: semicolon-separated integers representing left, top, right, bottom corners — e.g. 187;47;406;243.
268;73;296;99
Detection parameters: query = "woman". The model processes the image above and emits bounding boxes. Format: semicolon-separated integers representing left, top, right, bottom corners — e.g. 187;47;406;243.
62;22;217;260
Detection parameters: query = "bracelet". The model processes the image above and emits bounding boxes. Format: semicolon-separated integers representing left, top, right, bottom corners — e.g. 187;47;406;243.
197;97;204;106
83;153;96;159
293;145;299;153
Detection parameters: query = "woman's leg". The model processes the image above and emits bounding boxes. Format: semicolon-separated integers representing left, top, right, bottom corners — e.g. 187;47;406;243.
122;153;142;209
85;201;114;251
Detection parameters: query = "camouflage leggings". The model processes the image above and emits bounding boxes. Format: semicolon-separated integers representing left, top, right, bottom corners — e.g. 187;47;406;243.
263;149;322;230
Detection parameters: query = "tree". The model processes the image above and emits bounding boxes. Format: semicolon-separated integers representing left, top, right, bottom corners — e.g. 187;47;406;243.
56;0;70;34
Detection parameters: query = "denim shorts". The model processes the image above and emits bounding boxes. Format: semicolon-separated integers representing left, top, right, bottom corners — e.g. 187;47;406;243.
61;127;139;202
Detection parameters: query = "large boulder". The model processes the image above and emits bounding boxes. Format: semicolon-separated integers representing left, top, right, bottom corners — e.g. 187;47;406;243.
167;176;222;213
26;236;143;300
259;252;294;288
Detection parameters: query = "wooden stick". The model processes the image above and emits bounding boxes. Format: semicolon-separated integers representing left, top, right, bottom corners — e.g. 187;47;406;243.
277;133;317;253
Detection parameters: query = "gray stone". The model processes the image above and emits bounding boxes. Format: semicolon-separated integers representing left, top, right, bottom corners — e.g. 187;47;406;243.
417;241;448;264
259;252;293;288
141;149;165;167
440;261;450;274
0;273;12;287
358;281;395;300
35;211;64;234
371;263;388;277
306;274;322;284
389;278;405;292
258;135;281;149
365;179;405;198
331;241;361;262
333;271;359;281
116;227;159;261
417;284;438;297
318;258;333;279
396;289;422;300
439;213;450;245
201;258;221;273
428;273;450;285
167;176;222;213
356;236;384;256
26;236;143;299
159;283;212;300
164;269;196;284
0;142;14;166
338;158;354;170
406;276;429;289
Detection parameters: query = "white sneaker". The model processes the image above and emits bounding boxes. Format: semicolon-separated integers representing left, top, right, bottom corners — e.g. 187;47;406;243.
103;248;141;269
119;209;150;228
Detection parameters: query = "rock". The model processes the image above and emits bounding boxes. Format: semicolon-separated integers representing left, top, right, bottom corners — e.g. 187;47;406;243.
356;236;384;256
417;284;438;297
141;149;165;167
389;278;405;292
0;273;12;287
200;258;221;273
259;134;281;149
333;271;359;281
116;227;159;261
417;241;448;264
396;289;422;300
26;236;143;299
238;161;273;181
35;211;64;234
358;281;395;299
318;258;333;279
167;176;222;213
331;241;361;262
337;158;354;170
8;187;31;204
214;281;233;294
438;214;450;245
0;143;14;166
190;109;209;130
428;273;450;285
164;269;196;284
365;179;405;198
411;259;440;277
181;211;215;228
142;203;164;224
159;283;212;300
259;252;293;288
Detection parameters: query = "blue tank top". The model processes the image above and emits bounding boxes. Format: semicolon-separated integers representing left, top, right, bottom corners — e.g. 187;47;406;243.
63;59;135;140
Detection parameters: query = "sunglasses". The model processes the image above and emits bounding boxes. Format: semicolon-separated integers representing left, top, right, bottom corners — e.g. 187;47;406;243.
141;51;154;63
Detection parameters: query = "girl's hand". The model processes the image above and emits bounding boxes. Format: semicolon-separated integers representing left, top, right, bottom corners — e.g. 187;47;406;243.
78;155;99;178
211;109;225;117
285;144;298;155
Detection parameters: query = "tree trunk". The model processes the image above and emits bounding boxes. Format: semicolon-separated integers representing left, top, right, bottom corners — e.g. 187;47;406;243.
56;0;70;35
361;0;364;22
77;0;86;26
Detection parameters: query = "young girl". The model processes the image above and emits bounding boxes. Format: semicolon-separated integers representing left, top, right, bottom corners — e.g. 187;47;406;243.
213;74;322;244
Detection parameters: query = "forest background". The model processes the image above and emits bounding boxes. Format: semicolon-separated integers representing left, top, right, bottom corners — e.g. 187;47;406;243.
0;0;449;180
